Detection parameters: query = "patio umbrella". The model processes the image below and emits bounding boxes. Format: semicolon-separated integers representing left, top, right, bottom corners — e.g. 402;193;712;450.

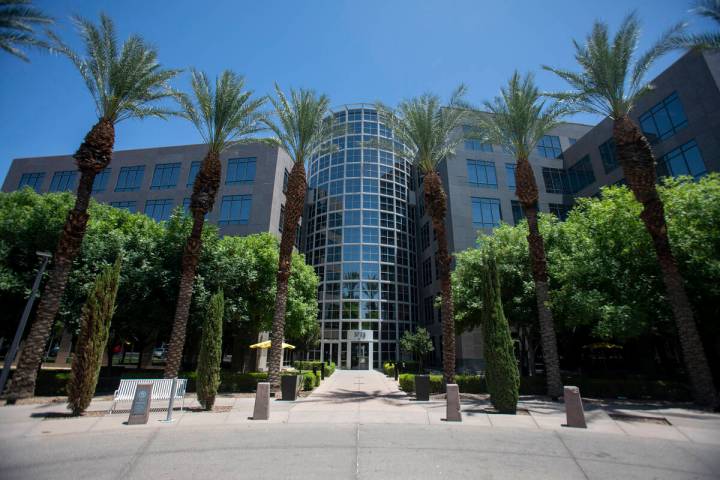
249;340;295;350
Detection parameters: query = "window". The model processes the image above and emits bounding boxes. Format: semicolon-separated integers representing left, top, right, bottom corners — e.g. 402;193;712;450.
505;163;516;191
420;222;430;250
639;92;688;144
219;195;252;224
467;159;497;188
471;197;501;228
598;138;619;173
151;162;181;190
423;296;435;325
567;155;596;193
17;172;45;192
536;135;563;159
110;201;137;213
49;170;77;192
548;203;570;221
226;157;256;184
464;139;493;152
144;199;174;222
656;140;706;180
511;200;525;225
422;258;433;286
115;166;144;192
187;161;201;187
92;168;111;193
282;169;290;194
542;167;568;194
279;205;285;232
569;137;577;145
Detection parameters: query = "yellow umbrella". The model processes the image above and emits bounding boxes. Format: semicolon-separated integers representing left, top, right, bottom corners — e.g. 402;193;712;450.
249;340;295;350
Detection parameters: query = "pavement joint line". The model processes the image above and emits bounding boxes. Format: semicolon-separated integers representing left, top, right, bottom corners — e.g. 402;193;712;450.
355;423;360;479
113;427;159;480
554;430;591;480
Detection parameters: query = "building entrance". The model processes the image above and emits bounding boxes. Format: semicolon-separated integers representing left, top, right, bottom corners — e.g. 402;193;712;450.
350;343;369;370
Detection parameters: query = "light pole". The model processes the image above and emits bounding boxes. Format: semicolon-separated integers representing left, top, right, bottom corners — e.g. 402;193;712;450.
0;251;52;397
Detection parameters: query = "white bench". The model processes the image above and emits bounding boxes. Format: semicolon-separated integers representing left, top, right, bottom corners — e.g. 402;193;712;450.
109;378;187;414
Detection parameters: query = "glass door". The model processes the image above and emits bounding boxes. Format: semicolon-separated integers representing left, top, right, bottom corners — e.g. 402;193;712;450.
351;342;368;369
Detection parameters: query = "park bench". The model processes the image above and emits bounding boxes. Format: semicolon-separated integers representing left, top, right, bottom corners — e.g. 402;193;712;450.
109;378;187;414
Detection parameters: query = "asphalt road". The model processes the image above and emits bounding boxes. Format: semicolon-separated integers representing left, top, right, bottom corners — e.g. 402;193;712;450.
1;422;719;480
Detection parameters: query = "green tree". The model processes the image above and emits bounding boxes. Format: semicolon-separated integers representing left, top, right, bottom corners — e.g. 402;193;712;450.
196;290;223;410
7;14;179;400
378;87;469;384
671;0;720;50
480;254;520;414
164;70;265;378
0;0;53;61
472;71;569;397
67;258;121;416
399;327;434;373
544;14;716;406
262;85;334;390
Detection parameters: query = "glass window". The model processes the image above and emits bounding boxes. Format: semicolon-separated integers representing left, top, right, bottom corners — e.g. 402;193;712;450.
542;167;568;194
363;194;378;209
219;194;252;224
422;258;433;286
639;92;688;144
343;262;360;280
343;245;361;261
144;199;174;222
49;170;77;192
110;201;136;213
536;135;563;159
150;162;181;190
505;163;516;191
344;227;361;243
464;139;493;152
18;172;45;192
467;159;497;188
567;155;596;193
344;210;360;226
471;197;501;228
362;263;379;281
420;222;430;250
115;166;144;192
598;138;619;173
226;157;256;184
362;227;378;244
656;140;707;180
511;200;524;225
92;168;111;193
548;203;570;221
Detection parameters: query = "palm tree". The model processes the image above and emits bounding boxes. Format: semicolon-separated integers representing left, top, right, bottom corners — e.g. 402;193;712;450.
671;0;720;50
473;72;570;398
263;85;334;390
5;14;179;401
545;13;717;407
378;87;469;384
163;70;266;378
0;0;52;61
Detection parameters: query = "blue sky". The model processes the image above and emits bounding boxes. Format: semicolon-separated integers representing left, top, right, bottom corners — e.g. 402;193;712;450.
0;0;711;184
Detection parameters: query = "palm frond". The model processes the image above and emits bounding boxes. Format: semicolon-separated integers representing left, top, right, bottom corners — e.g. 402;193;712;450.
47;13;180;123
0;0;52;61
669;0;720;50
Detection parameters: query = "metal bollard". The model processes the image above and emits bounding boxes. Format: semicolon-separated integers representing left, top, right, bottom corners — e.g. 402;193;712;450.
160;377;178;423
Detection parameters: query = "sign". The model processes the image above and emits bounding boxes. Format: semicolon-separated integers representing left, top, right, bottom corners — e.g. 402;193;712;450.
127;383;153;425
347;330;373;341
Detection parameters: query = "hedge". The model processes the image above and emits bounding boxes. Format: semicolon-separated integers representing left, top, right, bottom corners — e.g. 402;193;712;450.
292;361;336;377
398;374;487;394
383;361;421;376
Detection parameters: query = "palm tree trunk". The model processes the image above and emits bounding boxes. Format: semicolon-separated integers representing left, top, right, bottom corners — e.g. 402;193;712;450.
423;171;455;385
5;118;114;401
267;162;306;390
614;116;717;407
164;150;220;379
515;155;563;398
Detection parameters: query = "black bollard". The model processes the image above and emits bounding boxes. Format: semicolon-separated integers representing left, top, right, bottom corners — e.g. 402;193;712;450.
321;362;325;380
393;363;399;380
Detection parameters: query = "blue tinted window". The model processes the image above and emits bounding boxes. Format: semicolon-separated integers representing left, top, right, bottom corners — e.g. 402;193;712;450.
505;163;516;191
567;156;595;193
467;159;497;188
639;92;688;144
226;157;256;184
115;166;145;192
187;161;201;187
656;140;706;180
151;163;180;190
511;200;524;224
144;199;174;222
18;172;45;192
548;203;570;221
110;201;137;213
49;170;77;192
471;197;501;228
598;138;619;173
219;194;252;224
536;135;563;159
92;168;111;193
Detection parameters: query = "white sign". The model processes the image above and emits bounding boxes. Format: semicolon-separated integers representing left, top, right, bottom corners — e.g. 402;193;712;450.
348;330;373;341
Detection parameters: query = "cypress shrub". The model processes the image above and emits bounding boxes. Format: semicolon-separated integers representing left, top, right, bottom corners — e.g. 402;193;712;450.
67;258;121;416
196;290;224;410
481;254;520;413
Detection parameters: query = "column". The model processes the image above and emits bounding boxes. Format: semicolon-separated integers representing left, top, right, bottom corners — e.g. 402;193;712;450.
368;342;374;370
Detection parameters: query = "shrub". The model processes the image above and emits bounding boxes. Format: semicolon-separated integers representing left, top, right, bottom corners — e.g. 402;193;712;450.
456;374;486;394
398;373;488;394
301;371;319;390
196;291;224;410
383;362;396;376
481;255;519;413
292;361;336;377
67;259;121;416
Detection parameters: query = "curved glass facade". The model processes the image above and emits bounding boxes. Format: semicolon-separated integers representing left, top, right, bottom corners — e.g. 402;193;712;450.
305;105;417;369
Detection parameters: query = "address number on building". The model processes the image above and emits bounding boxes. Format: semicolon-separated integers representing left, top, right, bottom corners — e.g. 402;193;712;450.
348;330;373;341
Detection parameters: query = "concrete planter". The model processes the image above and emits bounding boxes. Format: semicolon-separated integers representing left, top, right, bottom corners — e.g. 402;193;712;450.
415;374;430;401
281;374;303;401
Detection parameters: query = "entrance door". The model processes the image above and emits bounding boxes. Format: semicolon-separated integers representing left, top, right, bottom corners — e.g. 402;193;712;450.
351;342;368;370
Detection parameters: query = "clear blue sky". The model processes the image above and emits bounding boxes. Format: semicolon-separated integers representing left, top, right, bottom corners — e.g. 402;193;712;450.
0;0;711;184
